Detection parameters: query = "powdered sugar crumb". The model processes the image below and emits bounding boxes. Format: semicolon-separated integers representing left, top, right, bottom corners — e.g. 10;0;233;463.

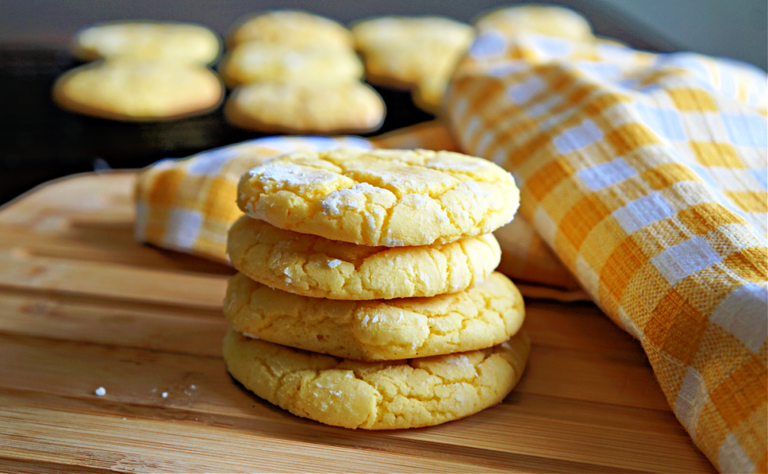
427;160;482;171
252;165;334;187
321;183;378;216
94;387;106;397
327;259;342;268
447;355;470;366
464;181;491;198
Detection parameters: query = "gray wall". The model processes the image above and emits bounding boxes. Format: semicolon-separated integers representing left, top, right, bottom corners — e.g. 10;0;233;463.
3;0;766;70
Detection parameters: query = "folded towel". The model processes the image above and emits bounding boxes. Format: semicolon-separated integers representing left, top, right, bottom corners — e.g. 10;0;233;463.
447;8;766;473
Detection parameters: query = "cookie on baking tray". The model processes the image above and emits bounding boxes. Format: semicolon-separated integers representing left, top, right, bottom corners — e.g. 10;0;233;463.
225;271;524;360
71;21;221;65
474;5;593;40
412;71;455;114
225;80;385;134
227;10;353;50
53;59;224;121
237;148;520;247
219;42;364;87
227;215;501;300
222;327;530;429
352;16;474;88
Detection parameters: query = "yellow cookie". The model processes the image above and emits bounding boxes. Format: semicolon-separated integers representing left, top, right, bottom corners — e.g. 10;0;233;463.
219;42;363;87
225;271;524;361
228;10;353;50
53;59;223;121
412;68;454;114
227;215;501;300
222;327;530;429
474;5;593;40
352;16;474;91
72;21;221;65
237;148;520;247
225;81;385;134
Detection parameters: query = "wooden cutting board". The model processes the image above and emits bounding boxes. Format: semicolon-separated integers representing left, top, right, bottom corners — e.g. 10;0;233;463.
0;171;715;473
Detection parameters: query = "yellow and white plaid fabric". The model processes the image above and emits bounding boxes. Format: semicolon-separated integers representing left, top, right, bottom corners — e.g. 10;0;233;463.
134;136;373;262
447;12;767;473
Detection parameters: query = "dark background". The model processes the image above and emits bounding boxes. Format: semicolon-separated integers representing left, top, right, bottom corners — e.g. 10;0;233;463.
1;0;765;205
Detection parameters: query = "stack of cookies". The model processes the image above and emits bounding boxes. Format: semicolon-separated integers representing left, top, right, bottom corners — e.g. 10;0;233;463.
53;21;224;121
222;148;530;430
221;10;385;135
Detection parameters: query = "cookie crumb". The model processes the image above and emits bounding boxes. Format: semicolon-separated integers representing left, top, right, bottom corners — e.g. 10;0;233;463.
94;387;106;397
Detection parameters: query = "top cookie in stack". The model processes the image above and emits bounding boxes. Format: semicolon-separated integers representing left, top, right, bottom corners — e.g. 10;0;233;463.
237;148;519;247
222;148;529;430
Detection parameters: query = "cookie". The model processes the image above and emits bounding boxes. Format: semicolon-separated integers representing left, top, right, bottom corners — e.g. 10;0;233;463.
53;59;223;121
351;16;474;90
227;215;501;300
225;271;524;361
72;21;221;65
237;148;520;247
412;67;455;114
225;81;385;134
219;42;363;87
222;327;530;429
228;10;353;50
474;5;593;40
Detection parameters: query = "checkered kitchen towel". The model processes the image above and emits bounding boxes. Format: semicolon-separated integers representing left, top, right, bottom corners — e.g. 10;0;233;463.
447;8;767;473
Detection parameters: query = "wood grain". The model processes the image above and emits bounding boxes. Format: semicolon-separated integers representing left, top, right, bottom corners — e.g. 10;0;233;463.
0;171;715;473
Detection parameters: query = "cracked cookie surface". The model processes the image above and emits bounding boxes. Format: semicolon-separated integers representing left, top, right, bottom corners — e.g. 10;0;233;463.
227;216;501;300
222;327;530;429
237;149;520;247
224;271;524;360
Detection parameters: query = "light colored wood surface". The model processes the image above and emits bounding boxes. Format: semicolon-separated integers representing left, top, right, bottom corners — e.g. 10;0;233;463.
0;171;715;473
